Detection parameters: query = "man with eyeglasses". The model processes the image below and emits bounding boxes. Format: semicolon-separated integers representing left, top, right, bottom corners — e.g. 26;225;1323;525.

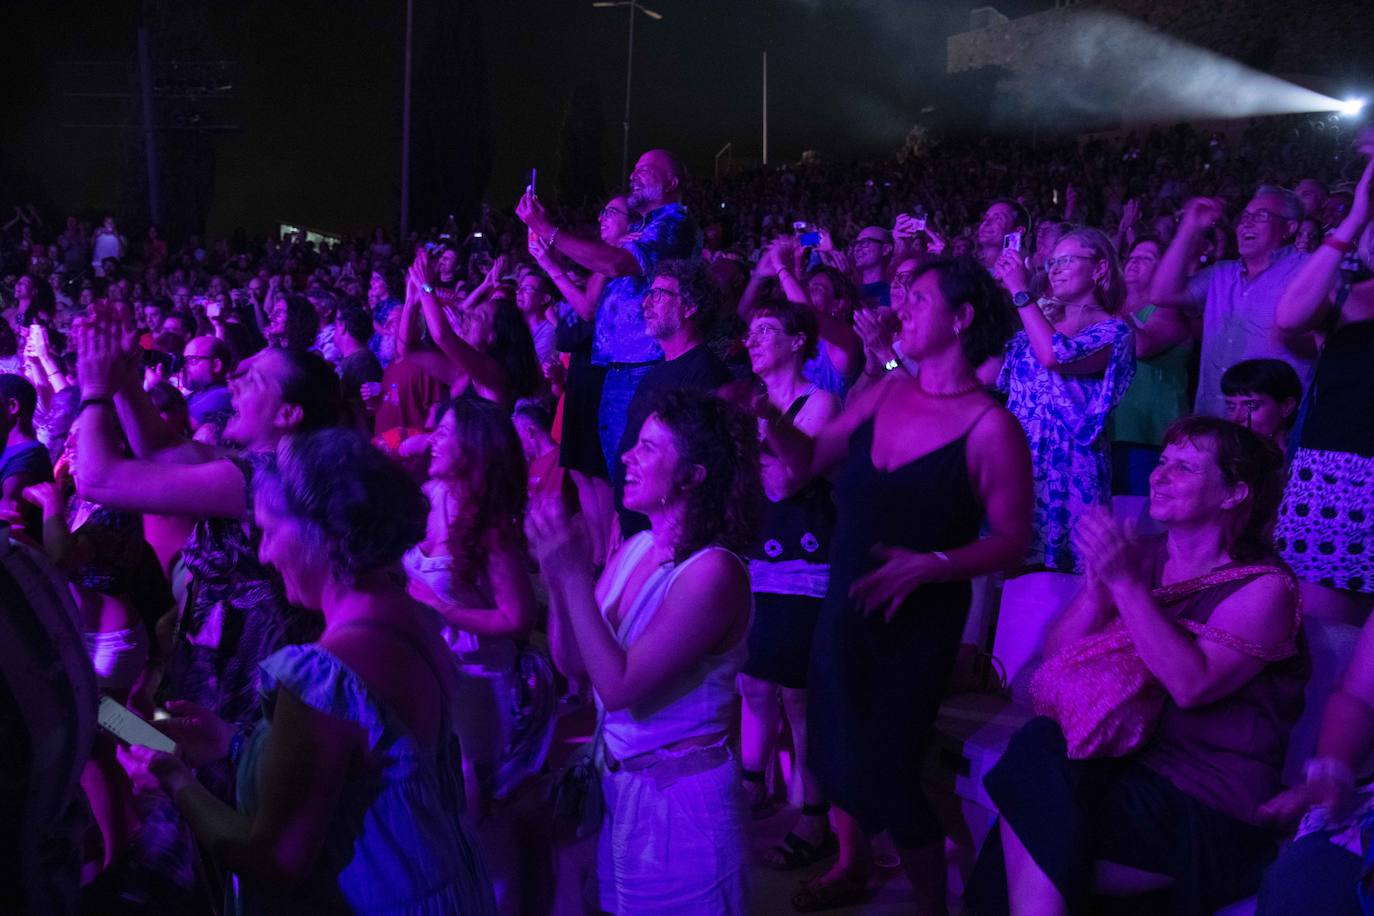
612;259;730;536
516;149;700;479
1150;186;1314;417
182;335;233;429
851;226;895;309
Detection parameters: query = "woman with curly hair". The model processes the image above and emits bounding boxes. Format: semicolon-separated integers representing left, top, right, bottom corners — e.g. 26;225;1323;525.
122;429;496;915
529;389;763;915
402;396;539;810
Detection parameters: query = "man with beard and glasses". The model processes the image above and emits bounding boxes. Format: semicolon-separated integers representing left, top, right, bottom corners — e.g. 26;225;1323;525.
516;149;700;481
613;259;730;537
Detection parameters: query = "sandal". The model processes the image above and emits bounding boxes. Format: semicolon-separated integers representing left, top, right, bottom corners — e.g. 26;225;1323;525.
791;870;870;912
764;829;839;870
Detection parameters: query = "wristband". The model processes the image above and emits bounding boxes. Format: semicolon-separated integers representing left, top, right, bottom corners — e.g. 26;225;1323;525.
78;396;115;413
1322;236;1356;255
1305;756;1355;789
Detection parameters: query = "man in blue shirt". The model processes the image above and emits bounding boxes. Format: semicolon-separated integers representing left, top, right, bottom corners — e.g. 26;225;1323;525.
517;148;700;478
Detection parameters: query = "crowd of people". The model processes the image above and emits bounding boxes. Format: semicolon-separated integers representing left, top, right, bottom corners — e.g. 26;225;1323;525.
2;110;1374;915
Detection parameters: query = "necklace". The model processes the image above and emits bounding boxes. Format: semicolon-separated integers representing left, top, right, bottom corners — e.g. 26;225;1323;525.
915;371;982;399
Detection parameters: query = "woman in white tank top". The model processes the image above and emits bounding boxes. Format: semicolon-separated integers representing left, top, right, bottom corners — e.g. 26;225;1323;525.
530;390;763;915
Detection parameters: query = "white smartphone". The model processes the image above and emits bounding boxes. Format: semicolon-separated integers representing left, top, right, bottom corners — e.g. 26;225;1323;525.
98;695;177;753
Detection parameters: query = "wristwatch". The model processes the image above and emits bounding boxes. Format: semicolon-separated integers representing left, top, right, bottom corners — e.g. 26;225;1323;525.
1011;291;1034;309
421;283;435;295
883;357;902;372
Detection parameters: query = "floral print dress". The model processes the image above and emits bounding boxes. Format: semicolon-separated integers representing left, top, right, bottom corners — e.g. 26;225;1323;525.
998;318;1136;572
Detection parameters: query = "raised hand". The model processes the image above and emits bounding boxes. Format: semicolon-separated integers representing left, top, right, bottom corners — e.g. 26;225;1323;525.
526;493;592;576
1179;197;1225;233
516;190;554;239
993;249;1031;295
1071;507;1146;595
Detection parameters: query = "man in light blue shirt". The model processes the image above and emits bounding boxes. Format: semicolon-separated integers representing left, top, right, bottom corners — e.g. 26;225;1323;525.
1151;186;1316;417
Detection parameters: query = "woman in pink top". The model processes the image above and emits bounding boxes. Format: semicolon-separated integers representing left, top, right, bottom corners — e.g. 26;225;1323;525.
969;417;1309;916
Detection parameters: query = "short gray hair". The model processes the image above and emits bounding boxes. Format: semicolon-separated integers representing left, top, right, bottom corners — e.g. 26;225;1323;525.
1253;186;1303;222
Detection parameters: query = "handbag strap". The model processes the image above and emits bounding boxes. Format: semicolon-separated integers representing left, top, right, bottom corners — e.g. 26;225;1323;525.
1153;564;1302;661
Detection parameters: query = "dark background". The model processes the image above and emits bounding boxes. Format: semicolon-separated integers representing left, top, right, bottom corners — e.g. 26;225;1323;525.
27;0;1352;241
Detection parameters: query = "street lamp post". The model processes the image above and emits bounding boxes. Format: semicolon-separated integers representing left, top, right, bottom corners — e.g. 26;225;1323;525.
592;1;663;178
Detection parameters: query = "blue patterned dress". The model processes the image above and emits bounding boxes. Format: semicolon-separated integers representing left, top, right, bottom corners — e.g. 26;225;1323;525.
998;318;1135;571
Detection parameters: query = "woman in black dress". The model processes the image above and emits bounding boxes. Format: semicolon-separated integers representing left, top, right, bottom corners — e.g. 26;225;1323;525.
768;256;1033;913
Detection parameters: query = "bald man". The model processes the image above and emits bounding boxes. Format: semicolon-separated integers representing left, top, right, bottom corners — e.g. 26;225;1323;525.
182;335;233;428
516;148;701;478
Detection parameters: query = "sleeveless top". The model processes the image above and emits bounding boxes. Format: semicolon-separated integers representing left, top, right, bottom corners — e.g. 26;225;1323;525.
827;399;989;603
1136;540;1310;825
1300;319;1374;457
234;641;496;915
402;544;517;675
597;532;751;761
750;392;836;598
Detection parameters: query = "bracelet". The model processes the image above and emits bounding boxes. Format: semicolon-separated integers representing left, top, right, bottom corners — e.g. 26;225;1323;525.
1322;236;1356;254
1305;756;1355;789
545;227;561;248
78;396;115;413
882;357;901;373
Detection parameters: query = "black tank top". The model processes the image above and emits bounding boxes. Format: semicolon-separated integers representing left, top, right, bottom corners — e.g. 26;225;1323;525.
1302;319;1374;457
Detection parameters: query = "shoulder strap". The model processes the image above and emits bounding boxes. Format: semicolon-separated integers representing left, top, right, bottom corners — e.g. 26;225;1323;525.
784;389;813;421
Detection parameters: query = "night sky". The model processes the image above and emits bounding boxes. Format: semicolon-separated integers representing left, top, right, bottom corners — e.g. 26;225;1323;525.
3;0;1052;237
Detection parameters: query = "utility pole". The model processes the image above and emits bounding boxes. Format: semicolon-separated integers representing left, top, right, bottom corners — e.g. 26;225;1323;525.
400;0;414;241
762;51;768;166
137;27;160;226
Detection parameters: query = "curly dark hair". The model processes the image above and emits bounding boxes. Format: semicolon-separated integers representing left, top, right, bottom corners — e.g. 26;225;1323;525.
261;428;427;586
908;256;1016;366
1160;416;1286;562
651;258;718;331
435;396;529;588
278;294;320;351
643;389;762;561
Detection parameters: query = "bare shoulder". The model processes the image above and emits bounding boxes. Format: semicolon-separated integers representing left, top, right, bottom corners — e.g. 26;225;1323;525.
966;399;1027;452
1210;571;1297;643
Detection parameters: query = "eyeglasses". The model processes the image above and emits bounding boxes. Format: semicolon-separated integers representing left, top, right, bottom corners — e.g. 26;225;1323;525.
643;288;681;305
182;354;214;364
745;325;789;342
1046;254;1100;270
892;269;919;289
1237;209;1283;226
